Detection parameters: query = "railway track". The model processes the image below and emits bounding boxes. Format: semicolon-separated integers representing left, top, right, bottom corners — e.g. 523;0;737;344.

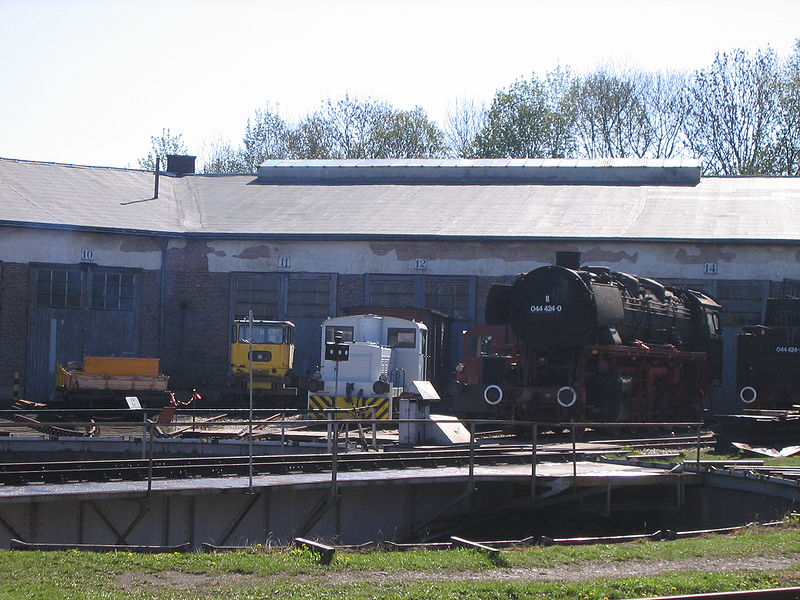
628;588;800;599
0;445;564;486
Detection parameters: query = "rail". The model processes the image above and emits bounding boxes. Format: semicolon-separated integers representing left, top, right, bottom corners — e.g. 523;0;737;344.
627;587;800;600
0;409;711;502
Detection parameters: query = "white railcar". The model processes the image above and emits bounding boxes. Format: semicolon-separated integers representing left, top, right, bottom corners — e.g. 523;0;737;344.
308;314;428;419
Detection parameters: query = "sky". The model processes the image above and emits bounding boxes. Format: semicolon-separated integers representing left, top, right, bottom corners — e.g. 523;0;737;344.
1;0;799;169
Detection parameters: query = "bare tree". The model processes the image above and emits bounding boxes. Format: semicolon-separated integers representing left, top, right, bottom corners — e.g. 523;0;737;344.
569;68;651;159
199;136;248;174
442;98;487;157
683;48;781;175
322;95;391;158
638;70;692;159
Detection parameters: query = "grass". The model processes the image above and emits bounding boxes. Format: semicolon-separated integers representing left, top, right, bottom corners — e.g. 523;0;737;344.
0;523;797;599
623;447;800;467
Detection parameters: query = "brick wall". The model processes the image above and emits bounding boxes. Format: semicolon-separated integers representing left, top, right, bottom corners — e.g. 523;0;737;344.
139;269;162;358
336;274;365;312
0;262;29;398
162;242;230;391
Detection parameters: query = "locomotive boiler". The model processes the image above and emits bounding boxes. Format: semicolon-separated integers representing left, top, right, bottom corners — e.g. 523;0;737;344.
457;265;722;423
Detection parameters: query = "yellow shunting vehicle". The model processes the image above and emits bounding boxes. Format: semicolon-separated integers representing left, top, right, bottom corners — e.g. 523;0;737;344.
228;319;298;404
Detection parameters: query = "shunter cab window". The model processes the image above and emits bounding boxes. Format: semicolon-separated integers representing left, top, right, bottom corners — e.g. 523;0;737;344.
325;326;354;343
388;328;416;349
472;335;493;357
238;325;286;344
707;313;720;336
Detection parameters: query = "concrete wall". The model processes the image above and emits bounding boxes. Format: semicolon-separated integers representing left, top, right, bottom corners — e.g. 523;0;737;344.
0;479;473;548
0;227;164;270
0;473;794;548
201;238;800;282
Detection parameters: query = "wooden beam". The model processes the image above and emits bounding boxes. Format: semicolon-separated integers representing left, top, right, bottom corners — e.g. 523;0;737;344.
294;537;335;565
450;536;500;556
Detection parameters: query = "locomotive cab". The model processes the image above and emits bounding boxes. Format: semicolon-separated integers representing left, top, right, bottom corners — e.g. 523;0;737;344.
229;319;296;391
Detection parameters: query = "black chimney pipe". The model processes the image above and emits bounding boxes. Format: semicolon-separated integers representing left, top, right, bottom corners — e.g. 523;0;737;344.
166;154;196;175
154;157;160;199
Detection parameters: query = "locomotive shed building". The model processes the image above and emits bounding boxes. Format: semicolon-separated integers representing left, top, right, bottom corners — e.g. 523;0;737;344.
1;156;799;409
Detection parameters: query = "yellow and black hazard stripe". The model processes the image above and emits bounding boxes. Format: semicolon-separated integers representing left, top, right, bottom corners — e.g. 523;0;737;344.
307;394;334;419
307;395;391;420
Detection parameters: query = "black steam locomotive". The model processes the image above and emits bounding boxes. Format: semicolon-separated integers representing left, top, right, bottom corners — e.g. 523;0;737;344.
456;265;722;422
736;298;800;410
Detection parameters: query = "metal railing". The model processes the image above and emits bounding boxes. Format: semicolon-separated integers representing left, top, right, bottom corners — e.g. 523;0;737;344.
0;407;709;503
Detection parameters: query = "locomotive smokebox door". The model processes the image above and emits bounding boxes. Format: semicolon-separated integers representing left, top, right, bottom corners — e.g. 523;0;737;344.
508;266;597;352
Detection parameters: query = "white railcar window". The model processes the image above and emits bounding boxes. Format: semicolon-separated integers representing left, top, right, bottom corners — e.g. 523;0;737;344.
325;326;354;343
387;327;416;348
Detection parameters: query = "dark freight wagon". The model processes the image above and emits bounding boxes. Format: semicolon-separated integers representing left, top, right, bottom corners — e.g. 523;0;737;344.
736;298;800;410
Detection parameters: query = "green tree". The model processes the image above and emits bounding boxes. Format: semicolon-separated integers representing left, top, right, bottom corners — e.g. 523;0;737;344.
287;114;336;159
471;71;574;158
368;106;447;158
137;128;188;171
765;39;800;175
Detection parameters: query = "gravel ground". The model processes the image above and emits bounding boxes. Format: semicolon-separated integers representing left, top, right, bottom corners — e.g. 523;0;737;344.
117;553;800;591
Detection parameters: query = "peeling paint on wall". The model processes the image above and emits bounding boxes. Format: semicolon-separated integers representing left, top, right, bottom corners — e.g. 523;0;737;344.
166;240;220;272
675;246;736;264
369;241;563;263
582;247;638;264
0;227;162;269
233;245;273;260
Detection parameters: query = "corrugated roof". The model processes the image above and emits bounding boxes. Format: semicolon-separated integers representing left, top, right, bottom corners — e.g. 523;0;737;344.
0;158;183;233
1;157;799;242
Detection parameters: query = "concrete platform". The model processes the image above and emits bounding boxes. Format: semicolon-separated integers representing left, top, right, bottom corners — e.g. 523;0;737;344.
0;458;697;549
0;460;689;503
